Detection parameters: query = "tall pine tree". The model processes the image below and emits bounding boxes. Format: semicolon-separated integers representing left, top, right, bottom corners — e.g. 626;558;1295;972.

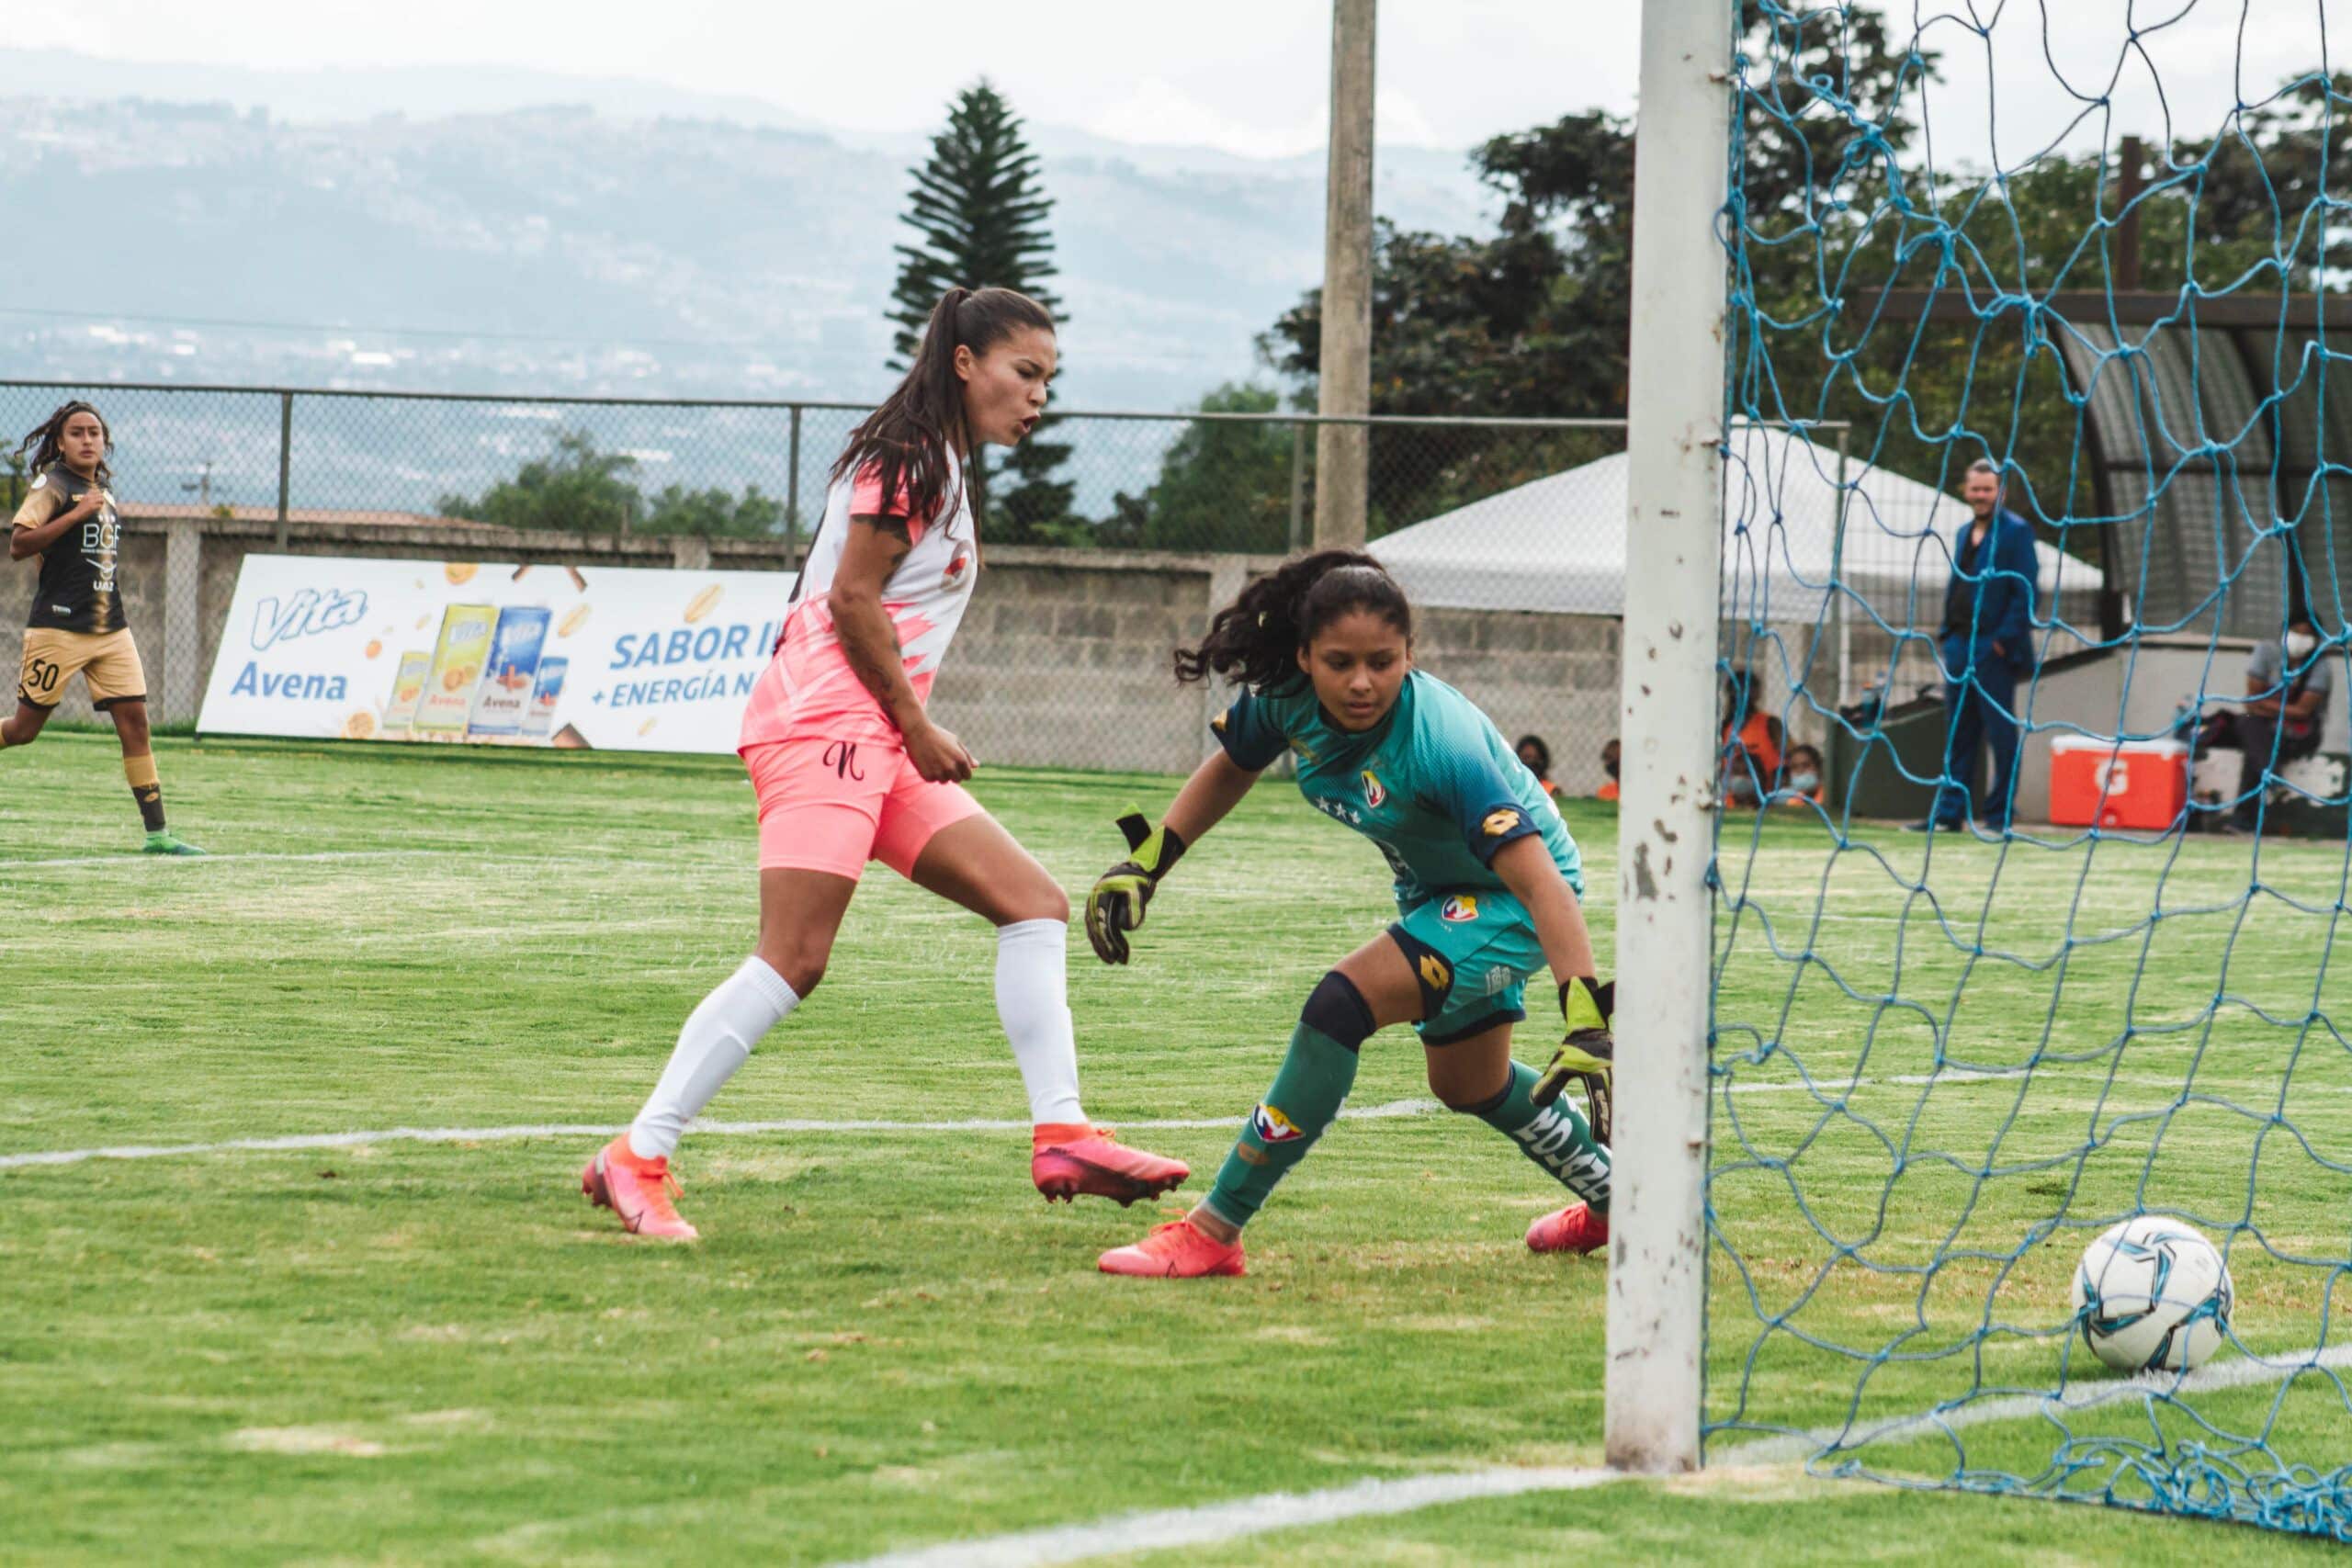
889;81;1077;544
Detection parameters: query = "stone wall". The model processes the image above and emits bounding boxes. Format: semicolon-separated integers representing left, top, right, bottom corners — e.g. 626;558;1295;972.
5;515;1631;783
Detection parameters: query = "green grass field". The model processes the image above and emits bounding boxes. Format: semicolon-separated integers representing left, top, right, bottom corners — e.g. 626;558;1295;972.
3;732;2347;1563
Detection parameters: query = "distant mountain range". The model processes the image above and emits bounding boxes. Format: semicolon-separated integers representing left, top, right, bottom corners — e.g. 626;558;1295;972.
0;50;1501;410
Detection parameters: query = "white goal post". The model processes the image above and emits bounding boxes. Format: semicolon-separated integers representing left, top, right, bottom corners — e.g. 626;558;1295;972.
1607;0;1735;1475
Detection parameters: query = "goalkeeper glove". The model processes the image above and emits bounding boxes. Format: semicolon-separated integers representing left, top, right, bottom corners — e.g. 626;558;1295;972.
1084;809;1187;964
1534;976;1615;1145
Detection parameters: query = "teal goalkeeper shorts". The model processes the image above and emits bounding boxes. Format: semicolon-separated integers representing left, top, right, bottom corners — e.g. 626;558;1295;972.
1388;887;1548;1046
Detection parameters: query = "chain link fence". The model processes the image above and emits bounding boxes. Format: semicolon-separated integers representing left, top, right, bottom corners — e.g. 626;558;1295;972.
2;381;2071;795
0;379;1645;784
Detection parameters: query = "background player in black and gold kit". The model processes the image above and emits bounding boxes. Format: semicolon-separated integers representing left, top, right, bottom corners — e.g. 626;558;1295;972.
5;400;203;854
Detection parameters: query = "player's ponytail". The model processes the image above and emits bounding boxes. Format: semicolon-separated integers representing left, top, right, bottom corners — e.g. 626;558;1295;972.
15;400;113;486
831;286;1057;532
1175;549;1412;694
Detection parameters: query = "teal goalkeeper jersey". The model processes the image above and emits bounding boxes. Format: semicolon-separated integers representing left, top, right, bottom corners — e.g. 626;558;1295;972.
1211;669;1583;907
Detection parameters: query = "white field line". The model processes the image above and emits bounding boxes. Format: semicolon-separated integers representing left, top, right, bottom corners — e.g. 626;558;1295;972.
0;1098;1445;1172
0;849;456;871
823;1347;2352;1568
0;1062;2230;1174
832;1466;1623;1568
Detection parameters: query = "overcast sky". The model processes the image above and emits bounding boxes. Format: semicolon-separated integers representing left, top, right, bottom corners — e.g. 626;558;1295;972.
14;1;1627;156
15;3;2352;164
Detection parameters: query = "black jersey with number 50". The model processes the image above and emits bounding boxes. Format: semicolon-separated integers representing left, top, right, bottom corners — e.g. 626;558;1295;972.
10;461;126;633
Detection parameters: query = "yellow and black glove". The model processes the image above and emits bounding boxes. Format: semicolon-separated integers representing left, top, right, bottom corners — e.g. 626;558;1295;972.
1533;976;1614;1145
1084;810;1187;964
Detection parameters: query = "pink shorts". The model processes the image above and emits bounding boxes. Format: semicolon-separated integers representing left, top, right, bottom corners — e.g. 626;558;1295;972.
743;737;985;880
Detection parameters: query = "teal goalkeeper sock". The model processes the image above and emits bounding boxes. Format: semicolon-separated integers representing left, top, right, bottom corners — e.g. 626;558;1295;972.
1203;976;1369;1229
1474;1060;1611;1213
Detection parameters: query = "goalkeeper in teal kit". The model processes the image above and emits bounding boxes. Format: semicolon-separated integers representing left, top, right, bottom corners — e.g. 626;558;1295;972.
1087;551;1614;1278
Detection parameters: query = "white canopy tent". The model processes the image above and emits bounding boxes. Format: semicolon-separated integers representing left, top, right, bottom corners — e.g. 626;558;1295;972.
1369;429;2107;628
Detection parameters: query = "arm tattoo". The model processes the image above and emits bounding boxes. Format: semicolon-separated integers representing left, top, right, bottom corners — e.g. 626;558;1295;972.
835;517;920;716
839;609;909;705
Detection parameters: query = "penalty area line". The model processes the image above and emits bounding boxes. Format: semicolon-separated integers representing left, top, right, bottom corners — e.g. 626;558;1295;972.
830;1465;1623;1568
833;1345;2352;1568
0;1099;1448;1172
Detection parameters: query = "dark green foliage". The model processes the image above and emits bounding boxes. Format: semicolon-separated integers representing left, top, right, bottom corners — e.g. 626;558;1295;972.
436;429;784;537
888;82;1073;544
1100;384;1301;553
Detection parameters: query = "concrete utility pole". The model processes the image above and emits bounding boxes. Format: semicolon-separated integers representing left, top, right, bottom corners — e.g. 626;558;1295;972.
1314;0;1376;549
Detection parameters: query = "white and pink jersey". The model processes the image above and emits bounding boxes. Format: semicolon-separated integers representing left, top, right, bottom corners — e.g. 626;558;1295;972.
738;450;978;752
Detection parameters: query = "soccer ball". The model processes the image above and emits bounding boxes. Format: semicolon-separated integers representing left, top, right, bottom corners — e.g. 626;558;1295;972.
2071;1215;2233;1373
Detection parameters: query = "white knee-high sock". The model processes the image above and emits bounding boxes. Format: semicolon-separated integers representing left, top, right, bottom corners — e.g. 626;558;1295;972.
628;956;799;1160
996;918;1087;1126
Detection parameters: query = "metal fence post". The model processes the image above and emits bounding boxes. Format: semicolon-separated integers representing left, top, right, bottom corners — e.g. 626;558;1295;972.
786;404;804;556
1287;423;1307;554
1607;0;1734;1478
275;391;293;550
1834;424;1852;710
163;517;203;723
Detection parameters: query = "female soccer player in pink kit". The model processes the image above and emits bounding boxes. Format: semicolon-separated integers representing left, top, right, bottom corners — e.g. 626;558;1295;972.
583;287;1188;1238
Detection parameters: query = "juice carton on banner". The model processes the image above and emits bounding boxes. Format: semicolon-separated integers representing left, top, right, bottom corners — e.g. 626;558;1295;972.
380;651;433;736
413;604;498;737
522;656;568;741
469;606;554;738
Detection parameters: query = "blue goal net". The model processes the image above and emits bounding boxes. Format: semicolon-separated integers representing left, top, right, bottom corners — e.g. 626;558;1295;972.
1708;1;2352;1539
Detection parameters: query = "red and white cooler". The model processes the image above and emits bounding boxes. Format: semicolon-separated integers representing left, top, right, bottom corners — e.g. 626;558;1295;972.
2047;735;2189;829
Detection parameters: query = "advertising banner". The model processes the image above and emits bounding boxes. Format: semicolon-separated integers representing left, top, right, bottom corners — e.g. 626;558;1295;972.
197;554;794;753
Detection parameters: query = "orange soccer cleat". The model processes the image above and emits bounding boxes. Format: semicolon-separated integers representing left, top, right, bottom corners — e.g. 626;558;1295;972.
582;1135;699;1240
1097;1217;1247;1278
1526;1201;1609;1256
1031;1123;1190;1206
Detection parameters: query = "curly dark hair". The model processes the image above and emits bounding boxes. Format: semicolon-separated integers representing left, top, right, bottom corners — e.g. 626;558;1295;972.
1174;549;1412;694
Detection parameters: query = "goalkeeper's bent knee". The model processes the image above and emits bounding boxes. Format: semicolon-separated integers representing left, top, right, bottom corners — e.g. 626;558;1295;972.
1201;970;1374;1229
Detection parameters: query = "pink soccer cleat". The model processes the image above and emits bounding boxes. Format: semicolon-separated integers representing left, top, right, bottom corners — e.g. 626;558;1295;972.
1031;1123;1190;1206
582;1135;699;1240
1098;1218;1247;1278
1526;1202;1609;1256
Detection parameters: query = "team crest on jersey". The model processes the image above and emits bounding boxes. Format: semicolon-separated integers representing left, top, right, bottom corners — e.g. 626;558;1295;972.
1362;770;1386;807
1419;953;1452;991
1482;807;1525;838
29;473;46;491
943;550;971;583
1251;1104;1306;1144
1441;895;1479;923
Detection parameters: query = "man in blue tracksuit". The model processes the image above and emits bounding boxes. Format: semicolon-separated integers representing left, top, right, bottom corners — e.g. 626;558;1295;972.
1924;459;2039;832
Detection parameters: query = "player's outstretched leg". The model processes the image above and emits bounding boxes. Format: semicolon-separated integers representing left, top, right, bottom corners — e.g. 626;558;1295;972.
1099;969;1372;1278
584;953;802;1240
1423;1012;1611;1256
582;864;850;1240
1461;1059;1611;1256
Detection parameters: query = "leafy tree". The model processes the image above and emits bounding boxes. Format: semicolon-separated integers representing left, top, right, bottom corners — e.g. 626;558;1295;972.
437;430;639;533
637;483;786;538
888;80;1074;544
1101;384;1300;553
1258;6;1927;528
437;430;784;537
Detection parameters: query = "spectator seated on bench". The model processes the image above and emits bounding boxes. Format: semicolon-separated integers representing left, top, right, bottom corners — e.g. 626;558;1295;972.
2188;615;2335;833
